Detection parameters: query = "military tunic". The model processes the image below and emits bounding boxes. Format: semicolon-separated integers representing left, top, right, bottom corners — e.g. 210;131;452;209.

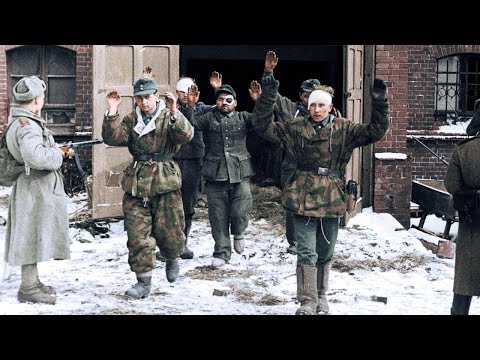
252;80;390;265
184;106;254;262
102;103;193;272
253;88;390;218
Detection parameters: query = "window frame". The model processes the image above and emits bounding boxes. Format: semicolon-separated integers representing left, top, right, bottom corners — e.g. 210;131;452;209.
7;45;76;125
435;53;480;122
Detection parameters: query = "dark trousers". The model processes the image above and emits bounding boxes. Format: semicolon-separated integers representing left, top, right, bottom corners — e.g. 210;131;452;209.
281;156;297;248
451;293;472;315
175;158;202;241
206;180;252;261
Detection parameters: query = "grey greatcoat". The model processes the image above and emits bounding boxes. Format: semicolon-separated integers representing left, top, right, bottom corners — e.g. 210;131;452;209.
4;107;69;266
444;136;480;296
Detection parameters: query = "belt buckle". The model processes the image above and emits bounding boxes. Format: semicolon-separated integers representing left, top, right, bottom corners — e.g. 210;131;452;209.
317;167;329;176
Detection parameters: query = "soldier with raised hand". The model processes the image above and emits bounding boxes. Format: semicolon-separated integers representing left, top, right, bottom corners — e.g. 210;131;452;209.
252;58;390;315
184;83;255;268
102;74;193;300
249;51;342;257
156;72;222;262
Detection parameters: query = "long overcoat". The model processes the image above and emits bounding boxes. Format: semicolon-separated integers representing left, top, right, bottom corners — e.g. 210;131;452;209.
444;136;480;296
4;107;69;266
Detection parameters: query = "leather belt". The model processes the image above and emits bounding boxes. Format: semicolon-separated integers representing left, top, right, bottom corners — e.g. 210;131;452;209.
134;154;173;161
297;165;343;178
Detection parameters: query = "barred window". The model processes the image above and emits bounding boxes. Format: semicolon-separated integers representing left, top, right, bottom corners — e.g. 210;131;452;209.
435;54;480;122
7;45;76;124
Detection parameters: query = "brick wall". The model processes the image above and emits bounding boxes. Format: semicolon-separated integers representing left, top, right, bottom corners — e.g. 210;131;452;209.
0;45;93;137
374;45;480;227
374;157;412;228
373;45;410;227
408;138;457;180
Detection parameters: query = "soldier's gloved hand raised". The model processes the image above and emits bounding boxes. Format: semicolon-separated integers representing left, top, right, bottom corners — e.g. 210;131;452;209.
261;73;279;94
371;79;387;101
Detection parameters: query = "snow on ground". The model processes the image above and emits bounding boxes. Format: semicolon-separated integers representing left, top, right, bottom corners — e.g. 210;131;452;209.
0;186;475;315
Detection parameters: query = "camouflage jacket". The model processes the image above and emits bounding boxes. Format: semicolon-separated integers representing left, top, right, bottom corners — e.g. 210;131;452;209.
102;105;193;198
253;86;390;218
274;94;308;123
183;106;255;183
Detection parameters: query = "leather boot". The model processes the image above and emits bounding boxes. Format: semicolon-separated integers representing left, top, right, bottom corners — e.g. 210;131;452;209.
125;272;152;300
316;261;331;314
18;286;56;305
166;259;179;283
37;277;56;295
295;265;318;315
450;293;472;315
180;224;194;260
18;264;56;305
233;234;245;254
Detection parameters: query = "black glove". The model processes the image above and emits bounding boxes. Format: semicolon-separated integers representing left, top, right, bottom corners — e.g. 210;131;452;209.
371;79;387;101
261;73;279;94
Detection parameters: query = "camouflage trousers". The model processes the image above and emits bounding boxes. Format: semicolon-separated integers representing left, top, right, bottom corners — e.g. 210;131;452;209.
206;180;252;262
123;191;185;273
292;215;340;266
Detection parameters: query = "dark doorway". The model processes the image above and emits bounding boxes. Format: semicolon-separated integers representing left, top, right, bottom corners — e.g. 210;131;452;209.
180;45;344;111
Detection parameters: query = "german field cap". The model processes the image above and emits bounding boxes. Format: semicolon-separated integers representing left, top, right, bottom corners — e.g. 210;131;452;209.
300;79;321;93
13;76;46;101
215;84;236;99
133;77;158;96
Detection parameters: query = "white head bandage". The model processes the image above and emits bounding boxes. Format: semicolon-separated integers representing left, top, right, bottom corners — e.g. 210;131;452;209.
308;90;332;108
176;78;195;93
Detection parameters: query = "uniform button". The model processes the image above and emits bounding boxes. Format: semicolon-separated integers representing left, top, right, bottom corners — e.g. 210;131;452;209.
226;152;230;155
225;137;229;139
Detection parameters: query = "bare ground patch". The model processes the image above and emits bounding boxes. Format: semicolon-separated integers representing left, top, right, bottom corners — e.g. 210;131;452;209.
250;184;285;236
185;266;256;281
332;253;430;274
229;283;287;306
